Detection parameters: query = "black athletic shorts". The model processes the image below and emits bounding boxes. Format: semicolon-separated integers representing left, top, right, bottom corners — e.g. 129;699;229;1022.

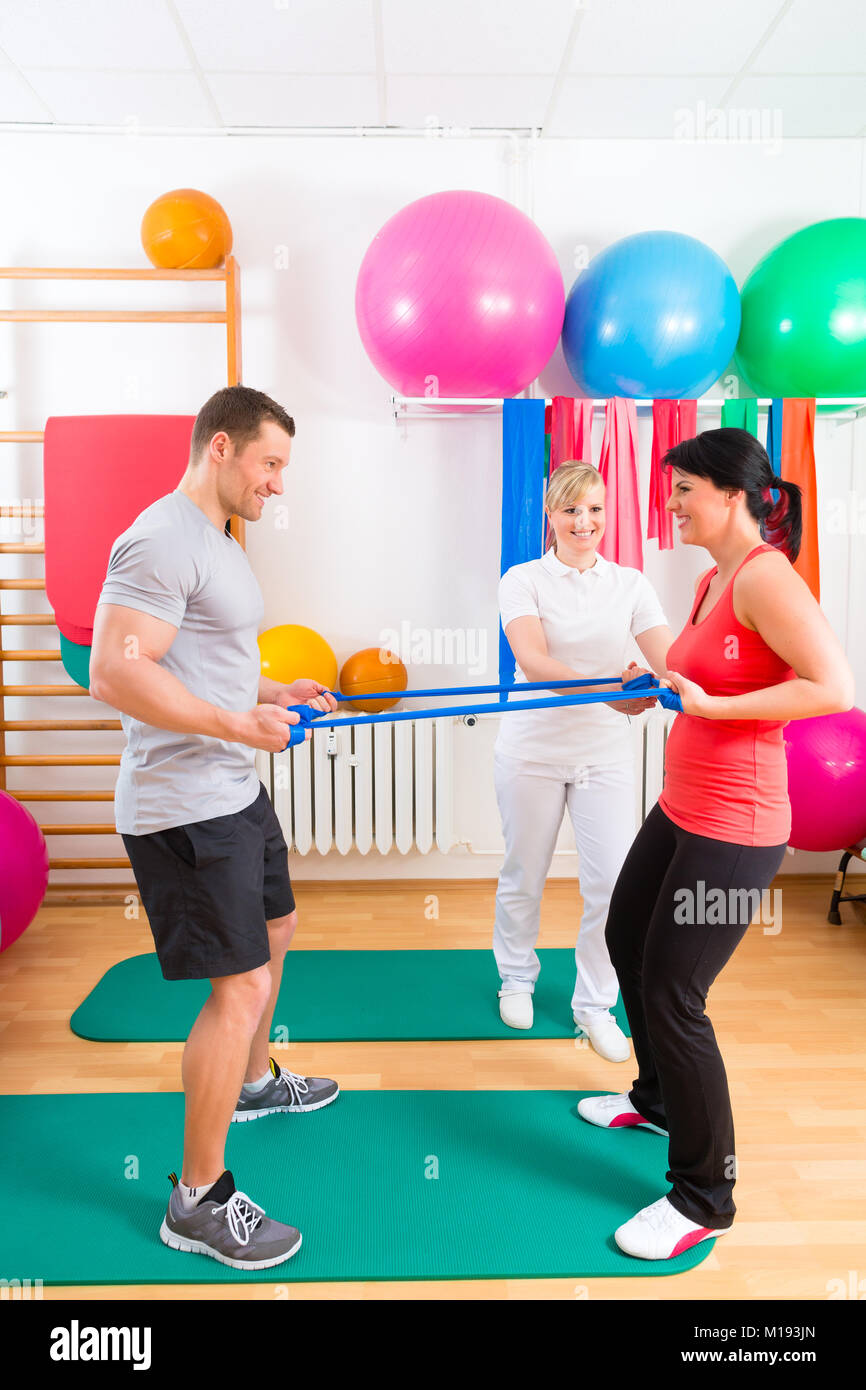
121;781;296;982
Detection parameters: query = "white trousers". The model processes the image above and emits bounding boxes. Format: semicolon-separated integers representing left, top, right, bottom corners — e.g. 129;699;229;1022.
493;750;637;1018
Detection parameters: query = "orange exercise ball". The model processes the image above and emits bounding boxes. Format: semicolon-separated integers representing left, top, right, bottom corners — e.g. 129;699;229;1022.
258;625;338;691
141;188;233;270
339;647;408;713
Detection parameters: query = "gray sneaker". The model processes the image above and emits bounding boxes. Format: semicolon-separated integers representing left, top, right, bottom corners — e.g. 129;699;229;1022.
160;1170;302;1270
232;1056;340;1122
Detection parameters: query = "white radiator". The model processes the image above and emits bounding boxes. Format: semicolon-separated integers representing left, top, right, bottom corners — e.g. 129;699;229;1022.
271;718;455;855
265;708;677;857
632;708;678;827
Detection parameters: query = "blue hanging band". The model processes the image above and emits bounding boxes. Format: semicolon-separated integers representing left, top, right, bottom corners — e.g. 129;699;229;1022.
500;398;546;687
281;674;683;748
766;399;783;504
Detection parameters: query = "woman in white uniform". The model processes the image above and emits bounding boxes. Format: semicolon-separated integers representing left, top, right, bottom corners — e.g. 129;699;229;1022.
494;461;673;1060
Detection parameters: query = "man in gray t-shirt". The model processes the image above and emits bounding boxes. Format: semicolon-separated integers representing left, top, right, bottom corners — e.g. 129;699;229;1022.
90;385;339;1269
99;486;266;835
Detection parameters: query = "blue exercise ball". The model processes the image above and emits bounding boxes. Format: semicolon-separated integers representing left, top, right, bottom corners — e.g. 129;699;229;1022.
562;231;741;399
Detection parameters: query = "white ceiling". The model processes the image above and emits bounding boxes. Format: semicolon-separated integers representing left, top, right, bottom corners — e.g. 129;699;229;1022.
0;0;862;136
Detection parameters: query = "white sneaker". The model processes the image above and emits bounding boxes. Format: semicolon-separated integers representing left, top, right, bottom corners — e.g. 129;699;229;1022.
615;1195;729;1260
498;989;533;1029
576;1091;668;1136
573;1011;631;1062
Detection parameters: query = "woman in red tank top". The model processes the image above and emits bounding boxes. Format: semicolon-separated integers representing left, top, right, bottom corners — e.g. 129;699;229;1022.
658;541;796;846
578;428;854;1262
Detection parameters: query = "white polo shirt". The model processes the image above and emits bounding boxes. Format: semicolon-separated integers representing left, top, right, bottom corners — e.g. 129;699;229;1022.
495;549;668;767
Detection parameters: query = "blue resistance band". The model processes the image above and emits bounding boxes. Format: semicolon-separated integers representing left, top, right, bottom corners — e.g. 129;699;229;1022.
280;673;683;749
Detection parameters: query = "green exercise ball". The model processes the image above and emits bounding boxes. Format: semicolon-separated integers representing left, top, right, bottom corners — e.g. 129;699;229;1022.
60;633;91;691
734;217;866;397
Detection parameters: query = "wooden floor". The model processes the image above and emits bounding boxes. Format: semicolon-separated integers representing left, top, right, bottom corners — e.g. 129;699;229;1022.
1;875;864;1301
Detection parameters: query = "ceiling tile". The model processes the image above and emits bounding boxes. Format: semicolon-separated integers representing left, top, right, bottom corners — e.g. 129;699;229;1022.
383;0;577;74
386;73;554;129
175;0;377;73
755;0;866;72
726;74;866;136
0;63;52;120
568;0;782;74
0;0;856;136
209;72;380;125
0;0;189;69
18;70;220;126
549;75;732;137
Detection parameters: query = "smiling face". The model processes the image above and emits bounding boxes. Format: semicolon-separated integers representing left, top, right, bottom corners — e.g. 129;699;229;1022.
547;482;606;560
215;419;293;523
666;466;740;547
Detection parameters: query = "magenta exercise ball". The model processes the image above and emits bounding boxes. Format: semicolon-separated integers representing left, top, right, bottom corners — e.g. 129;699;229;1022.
355;190;565;398
0;790;49;953
784;708;866;852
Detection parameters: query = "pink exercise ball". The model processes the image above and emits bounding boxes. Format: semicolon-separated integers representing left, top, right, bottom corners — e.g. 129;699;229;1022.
0;790;49;953
355;190;565;398
784;708;866;851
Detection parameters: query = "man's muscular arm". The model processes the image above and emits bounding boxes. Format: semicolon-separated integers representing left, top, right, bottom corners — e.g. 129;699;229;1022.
90;603;299;752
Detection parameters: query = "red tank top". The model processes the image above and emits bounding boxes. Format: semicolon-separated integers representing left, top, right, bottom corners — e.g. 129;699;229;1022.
658;543;796;846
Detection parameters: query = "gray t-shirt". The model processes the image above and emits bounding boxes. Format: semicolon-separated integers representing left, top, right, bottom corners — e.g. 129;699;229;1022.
97;490;264;835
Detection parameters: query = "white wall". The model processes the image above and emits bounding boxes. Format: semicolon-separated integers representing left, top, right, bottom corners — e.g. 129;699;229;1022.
0;130;863;883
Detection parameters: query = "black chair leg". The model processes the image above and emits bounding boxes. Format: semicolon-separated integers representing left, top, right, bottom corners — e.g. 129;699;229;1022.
828;850;853;925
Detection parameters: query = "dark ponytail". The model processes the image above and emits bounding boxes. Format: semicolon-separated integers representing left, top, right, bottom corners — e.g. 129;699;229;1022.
663;428;802;562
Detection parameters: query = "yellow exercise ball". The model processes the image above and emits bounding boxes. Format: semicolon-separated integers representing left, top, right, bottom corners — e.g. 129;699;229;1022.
141;188;233;270
339;647;408;714
258;625;338;691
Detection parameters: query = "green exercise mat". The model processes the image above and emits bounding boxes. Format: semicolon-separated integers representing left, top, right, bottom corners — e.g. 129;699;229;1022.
71;949;631;1042
0;1090;711;1284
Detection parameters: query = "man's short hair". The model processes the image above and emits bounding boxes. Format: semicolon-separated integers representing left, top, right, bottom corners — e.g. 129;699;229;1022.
190;384;295;462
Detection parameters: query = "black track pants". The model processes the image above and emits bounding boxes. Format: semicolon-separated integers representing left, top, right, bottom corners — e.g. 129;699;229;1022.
604;802;787;1228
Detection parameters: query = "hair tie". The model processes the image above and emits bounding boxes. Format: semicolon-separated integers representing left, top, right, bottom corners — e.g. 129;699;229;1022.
762;475;783;503
763;476;792;555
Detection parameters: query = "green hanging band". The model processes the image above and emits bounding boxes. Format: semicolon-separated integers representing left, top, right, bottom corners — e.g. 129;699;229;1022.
720;398;758;437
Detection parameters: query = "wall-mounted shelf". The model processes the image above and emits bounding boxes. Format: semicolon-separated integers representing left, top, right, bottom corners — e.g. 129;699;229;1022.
391;395;866;425
0;259;244;905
